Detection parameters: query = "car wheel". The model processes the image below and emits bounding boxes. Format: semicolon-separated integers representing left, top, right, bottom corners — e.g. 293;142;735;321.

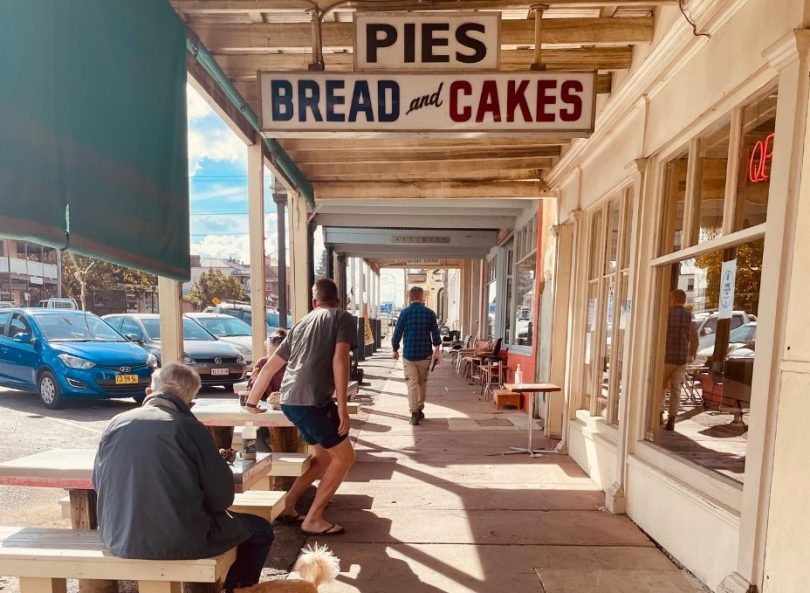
38;370;63;410
222;382;235;392
132;393;146;406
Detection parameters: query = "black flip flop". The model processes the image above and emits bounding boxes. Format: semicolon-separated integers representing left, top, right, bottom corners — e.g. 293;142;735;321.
275;513;305;525
301;522;345;536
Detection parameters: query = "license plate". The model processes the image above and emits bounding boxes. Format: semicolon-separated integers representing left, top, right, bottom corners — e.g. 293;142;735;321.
211;368;229;376
115;374;138;385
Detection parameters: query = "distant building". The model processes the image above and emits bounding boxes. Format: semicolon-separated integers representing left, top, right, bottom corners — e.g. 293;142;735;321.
0;239;59;306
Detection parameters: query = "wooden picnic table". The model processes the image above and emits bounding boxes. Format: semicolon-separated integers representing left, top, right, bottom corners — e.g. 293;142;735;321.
502;383;562;457
0;448;271;593
191;398;300;490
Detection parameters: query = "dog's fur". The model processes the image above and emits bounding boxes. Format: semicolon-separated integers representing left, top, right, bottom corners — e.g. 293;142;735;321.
234;544;340;593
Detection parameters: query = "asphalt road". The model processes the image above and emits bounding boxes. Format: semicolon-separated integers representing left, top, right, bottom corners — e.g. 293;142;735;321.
0;384;243;529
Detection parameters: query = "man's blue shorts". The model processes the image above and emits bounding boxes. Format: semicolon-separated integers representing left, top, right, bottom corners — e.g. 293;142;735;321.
281;402;347;450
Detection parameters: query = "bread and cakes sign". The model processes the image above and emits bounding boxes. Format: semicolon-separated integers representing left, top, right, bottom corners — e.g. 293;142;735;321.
259;12;596;136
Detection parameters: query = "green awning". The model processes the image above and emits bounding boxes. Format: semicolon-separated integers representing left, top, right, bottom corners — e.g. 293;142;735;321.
0;0;190;280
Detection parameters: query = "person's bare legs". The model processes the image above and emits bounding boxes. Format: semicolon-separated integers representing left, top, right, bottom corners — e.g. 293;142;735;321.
301;438;356;533
279;445;332;518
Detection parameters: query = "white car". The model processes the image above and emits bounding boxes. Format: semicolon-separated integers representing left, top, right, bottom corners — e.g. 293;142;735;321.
695;321;757;366
185;313;255;370
694;310;756;352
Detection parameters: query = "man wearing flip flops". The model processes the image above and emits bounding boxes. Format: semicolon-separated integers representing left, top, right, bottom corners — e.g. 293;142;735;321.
245;278;357;536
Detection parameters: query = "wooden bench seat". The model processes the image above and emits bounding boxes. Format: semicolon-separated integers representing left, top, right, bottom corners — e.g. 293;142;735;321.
230;490;287;521
0;526;235;592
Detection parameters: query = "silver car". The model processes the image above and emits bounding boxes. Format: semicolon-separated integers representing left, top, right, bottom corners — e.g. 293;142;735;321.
103;314;247;389
185;313;255;370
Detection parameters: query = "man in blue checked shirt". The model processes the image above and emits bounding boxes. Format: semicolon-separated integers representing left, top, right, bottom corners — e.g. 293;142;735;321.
392;286;442;425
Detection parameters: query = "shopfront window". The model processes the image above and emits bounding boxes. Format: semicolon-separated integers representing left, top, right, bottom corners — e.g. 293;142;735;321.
695;122;730;244
644;86;776;483
646;240;763;482
580;190;634;419
504;243;514;344
736;92;777;230
486;259;497;339
660;151;688;255
508;214;538;348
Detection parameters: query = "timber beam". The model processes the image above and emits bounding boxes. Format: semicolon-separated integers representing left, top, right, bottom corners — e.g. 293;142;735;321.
173;1;674;14
191;18;653;50
313;181;550;200
213;47;633;79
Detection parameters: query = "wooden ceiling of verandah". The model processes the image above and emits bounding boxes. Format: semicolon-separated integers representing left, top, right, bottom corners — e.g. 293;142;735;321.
171;0;670;210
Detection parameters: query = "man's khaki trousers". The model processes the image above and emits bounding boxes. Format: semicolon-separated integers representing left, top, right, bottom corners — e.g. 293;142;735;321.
403;358;431;413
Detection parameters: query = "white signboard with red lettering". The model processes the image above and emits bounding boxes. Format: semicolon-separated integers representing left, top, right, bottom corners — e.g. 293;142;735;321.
259;72;596;136
354;12;501;70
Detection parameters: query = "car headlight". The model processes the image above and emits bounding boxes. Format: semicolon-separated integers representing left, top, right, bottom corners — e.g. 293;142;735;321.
236;353;246;364
183;356;196;365
146;353;158;369
58;353;96;370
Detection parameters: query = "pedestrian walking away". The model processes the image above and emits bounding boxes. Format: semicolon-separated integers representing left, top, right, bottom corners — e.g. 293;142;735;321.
661;289;698;431
392;286;442;425
245;277;357;536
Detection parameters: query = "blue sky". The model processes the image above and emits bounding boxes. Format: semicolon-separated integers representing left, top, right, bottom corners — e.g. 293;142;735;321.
187;85;279;263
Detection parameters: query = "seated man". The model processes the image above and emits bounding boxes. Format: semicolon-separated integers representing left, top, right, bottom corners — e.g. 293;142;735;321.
92;362;273;592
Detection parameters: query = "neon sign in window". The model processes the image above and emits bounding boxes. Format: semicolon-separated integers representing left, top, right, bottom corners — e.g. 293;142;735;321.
748;132;774;184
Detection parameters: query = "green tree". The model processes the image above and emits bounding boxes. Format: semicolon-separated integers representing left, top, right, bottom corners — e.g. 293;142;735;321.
694;239;764;312
62;253;157;311
188;268;245;308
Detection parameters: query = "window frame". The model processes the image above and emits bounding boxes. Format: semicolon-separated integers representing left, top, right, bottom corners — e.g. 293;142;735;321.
580;188;634;422
640;85;778;483
505;212;539;352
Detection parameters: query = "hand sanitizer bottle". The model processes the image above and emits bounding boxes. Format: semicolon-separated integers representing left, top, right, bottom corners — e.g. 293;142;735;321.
514;364;523;385
242;422;257;462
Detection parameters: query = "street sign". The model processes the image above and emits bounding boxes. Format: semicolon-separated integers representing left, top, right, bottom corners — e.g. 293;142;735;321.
380;302;393;314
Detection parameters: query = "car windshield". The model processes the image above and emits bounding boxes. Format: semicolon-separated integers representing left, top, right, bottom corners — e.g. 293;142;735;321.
141;318;216;341
730;323;757;344
34;313;124;342
197;316;251;337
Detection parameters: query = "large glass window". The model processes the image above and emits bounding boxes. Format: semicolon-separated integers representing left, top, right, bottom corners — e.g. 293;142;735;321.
695;122;730;244
660;151;688;255
486;259;497;339
580;190;634;420
736;92;777;230
645;86;776;484
509;214;538;348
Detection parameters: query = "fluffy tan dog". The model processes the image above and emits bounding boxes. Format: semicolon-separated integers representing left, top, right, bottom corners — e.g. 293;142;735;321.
235;544;341;593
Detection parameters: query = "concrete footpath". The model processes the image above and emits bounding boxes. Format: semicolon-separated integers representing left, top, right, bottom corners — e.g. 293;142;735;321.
311;347;707;593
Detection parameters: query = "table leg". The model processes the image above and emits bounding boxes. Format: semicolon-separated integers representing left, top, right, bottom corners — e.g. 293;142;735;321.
207;426;234;449
68;490;116;593
269;426;299;491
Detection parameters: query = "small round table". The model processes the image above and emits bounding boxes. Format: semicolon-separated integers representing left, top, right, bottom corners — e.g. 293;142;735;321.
502;382;562;457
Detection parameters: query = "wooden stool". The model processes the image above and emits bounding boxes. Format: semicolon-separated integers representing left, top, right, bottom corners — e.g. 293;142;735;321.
493;389;521;410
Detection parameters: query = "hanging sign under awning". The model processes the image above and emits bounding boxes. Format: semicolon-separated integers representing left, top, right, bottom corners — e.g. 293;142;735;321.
259;72;596;136
354;12;501;70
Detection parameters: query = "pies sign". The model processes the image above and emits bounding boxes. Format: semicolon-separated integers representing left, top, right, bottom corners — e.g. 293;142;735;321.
354;12;501;70
259;72;596;136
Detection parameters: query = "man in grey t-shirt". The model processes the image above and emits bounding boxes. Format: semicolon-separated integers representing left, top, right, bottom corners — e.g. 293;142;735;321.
245;278;357;536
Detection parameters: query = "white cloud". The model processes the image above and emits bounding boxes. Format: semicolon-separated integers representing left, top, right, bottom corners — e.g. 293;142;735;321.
186;86;247;176
187;84;212;121
191;216;281;264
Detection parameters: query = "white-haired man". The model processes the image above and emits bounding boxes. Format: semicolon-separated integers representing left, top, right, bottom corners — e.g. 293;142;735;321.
92;363;274;592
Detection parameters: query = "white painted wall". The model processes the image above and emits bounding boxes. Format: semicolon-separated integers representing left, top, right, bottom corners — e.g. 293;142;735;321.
546;1;810;592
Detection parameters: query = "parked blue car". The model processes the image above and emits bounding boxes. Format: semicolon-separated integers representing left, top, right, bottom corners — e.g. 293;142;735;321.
0;308;157;409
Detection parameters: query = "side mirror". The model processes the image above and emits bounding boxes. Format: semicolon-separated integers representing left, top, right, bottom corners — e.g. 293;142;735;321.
12;332;32;343
125;333;144;344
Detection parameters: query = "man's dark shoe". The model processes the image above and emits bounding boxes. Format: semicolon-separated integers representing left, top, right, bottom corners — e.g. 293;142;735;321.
418;408;425;420
665;418;675;431
410;412;420;425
